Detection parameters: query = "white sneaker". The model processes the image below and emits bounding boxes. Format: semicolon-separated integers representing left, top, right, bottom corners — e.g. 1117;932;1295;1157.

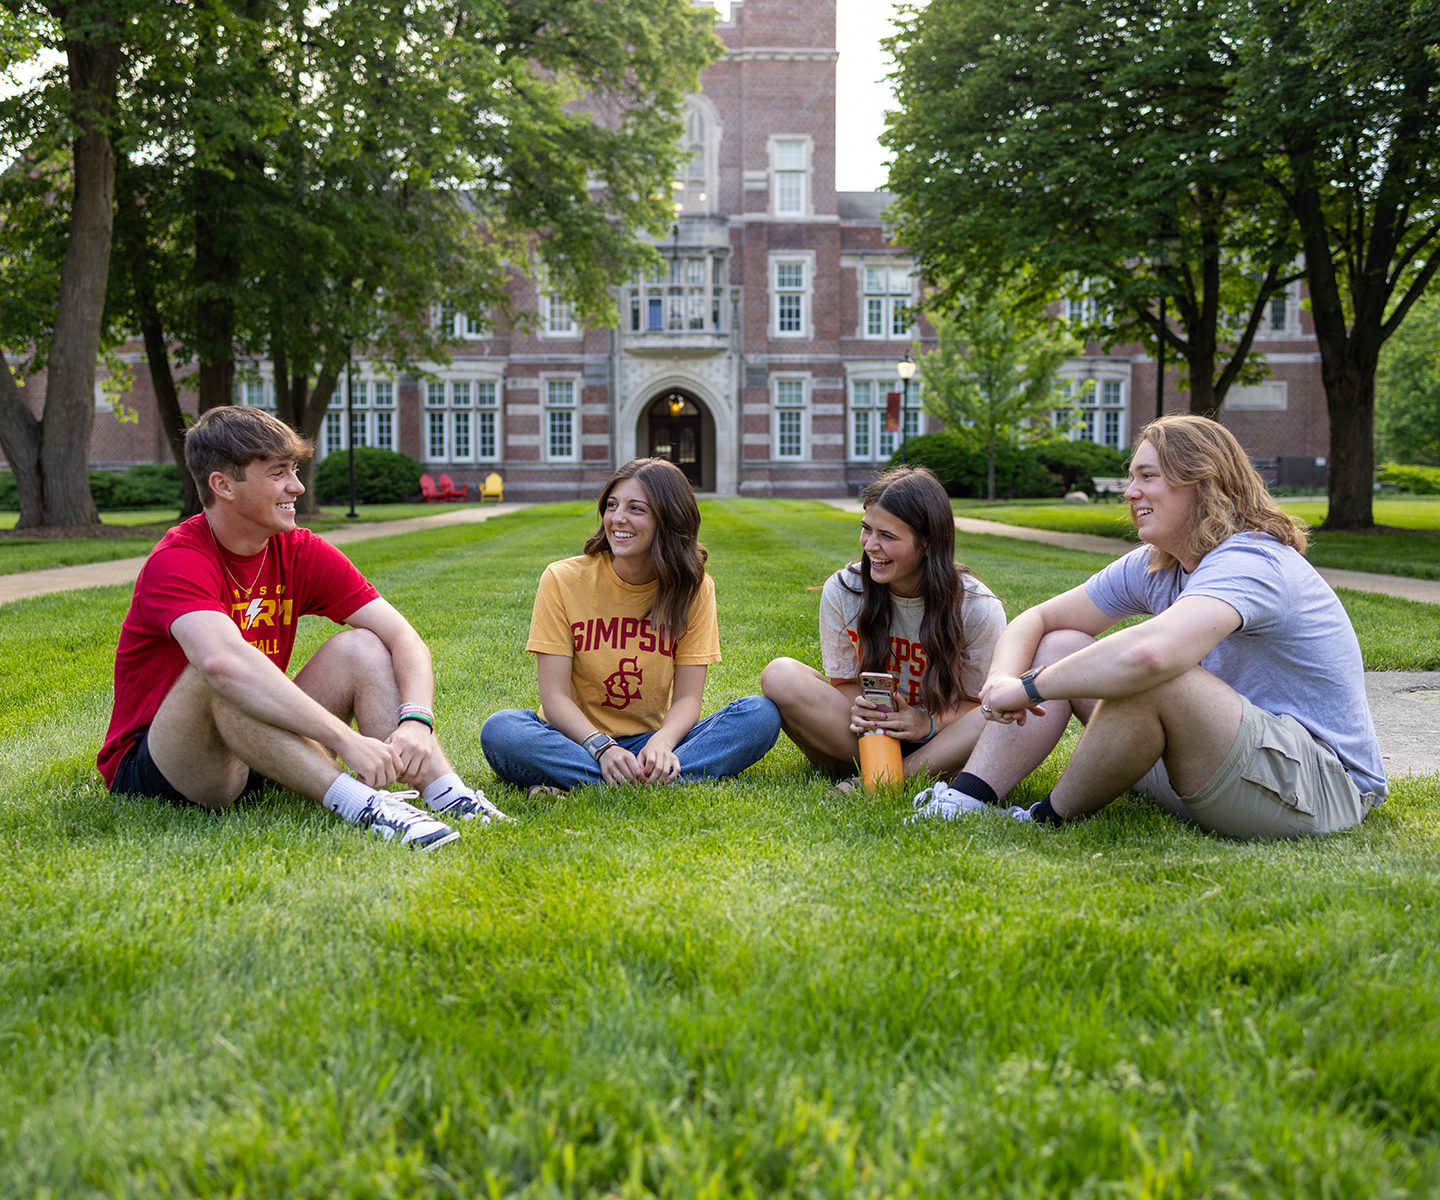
908;782;992;822
426;782;510;824
358;790;461;851
1006;804;1034;823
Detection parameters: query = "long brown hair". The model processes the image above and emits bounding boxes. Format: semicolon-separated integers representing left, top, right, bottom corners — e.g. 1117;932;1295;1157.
841;466;974;713
1138;415;1307;571
583;458;708;641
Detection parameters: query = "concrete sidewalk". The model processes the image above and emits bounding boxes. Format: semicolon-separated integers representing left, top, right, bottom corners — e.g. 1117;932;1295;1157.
0;502;530;606
826;499;1440;605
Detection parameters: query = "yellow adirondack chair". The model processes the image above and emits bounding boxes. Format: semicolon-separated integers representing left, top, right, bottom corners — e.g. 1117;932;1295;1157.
480;472;504;503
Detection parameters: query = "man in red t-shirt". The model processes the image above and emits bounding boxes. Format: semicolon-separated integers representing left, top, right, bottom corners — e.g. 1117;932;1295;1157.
99;406;505;851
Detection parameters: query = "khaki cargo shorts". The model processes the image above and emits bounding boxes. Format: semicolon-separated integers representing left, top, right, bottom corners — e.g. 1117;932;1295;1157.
1134;696;1374;839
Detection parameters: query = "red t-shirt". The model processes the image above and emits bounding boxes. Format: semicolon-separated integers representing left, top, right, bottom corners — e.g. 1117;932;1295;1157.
97;515;380;786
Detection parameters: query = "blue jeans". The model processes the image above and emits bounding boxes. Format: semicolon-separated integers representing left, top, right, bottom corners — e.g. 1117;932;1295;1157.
481;696;781;790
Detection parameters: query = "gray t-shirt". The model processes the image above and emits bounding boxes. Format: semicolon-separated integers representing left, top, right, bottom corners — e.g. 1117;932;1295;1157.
1085;534;1386;799
819;566;1007;707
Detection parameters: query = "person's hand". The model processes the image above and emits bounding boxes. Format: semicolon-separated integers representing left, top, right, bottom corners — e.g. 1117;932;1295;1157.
635;740;681;784
386;719;439;785
850;690;912;738
337;729;404;788
979;675;1046;727
598;743;645;784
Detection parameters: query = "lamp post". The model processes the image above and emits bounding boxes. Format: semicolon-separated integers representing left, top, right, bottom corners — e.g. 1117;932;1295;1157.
896;355;917;465
345;345;358;520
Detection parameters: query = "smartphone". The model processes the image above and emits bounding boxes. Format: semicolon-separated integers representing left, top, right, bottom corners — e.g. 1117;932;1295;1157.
859;671;898;713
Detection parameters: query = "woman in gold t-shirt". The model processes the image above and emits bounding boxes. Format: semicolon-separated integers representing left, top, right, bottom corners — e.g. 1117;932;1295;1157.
481;458;779;794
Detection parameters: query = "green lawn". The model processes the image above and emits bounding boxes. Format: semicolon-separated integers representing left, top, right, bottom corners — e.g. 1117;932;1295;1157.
0;503;496;577
953;496;1440;580
3;500;1439;1196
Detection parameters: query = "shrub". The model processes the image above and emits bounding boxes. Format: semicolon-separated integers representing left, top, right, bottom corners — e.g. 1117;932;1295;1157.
313;446;422;505
1031;439;1130;495
1378;463;1440;495
0;465;184;513
891;433;1059;499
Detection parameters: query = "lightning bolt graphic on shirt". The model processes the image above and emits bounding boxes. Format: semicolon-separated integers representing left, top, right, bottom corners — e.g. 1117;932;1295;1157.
243;597;263;629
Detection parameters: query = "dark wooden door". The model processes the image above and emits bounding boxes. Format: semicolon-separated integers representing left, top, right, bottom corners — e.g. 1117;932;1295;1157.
649;417;701;484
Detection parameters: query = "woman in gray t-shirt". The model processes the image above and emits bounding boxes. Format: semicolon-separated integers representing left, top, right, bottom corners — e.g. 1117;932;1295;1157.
760;466;1006;785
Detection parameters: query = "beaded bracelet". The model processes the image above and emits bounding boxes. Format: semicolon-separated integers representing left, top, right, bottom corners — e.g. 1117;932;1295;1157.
398;712;434;732
398;702;435;720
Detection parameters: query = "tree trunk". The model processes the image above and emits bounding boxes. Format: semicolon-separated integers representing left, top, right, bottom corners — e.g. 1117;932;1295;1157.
1320;359;1377;530
193;182;237;416
295;362;341;515
0;358;44;528
40;26;122;527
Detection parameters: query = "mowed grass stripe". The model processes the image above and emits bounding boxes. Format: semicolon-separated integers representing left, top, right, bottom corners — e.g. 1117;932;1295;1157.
0;499;1437;1196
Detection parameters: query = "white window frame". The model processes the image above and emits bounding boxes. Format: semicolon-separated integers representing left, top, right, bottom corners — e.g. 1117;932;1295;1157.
769;135;812;218
860;263;918;340
1057;371;1127;448
474;379;501;462
773;375;809;461
540;291;579;339
769;251;815;340
543;376;580;462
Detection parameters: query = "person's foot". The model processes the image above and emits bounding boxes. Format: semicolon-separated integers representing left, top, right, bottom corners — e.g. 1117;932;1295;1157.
1006;804;1034;822
908;781;991;822
527;784;567;801
427;781;510;824
357;790;460;851
834;775;861;796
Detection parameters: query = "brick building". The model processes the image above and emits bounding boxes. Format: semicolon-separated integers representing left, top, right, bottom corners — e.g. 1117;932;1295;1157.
3;0;1333;496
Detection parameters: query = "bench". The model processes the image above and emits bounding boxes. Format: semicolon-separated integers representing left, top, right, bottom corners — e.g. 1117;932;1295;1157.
1092;476;1128;502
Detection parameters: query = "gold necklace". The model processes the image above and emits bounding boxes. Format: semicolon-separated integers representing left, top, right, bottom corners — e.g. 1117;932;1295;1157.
206;520;269;597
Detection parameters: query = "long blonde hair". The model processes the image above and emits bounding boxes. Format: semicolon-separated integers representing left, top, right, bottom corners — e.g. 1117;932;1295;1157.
1138;414;1307;571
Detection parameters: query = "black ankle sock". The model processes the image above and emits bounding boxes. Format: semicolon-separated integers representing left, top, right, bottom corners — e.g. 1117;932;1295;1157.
952;772;999;808
1030;794;1066;826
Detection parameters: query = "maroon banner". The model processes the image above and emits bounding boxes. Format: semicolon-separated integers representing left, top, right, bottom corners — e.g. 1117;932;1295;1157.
885;391;901;433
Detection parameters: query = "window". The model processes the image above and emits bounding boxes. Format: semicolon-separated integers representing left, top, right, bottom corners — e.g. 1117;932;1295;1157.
324;412;343;454
542;292;578;337
237;380;270;408
773;258;809;338
373;382;394;409
427;411;446;460
774;377;806;460
349;380;367;408
461;311;488;339
545;379;577;461
1269;293;1287;332
849;379;904;461
476;381;498;461
675;99;717;215
1060;376;1126;447
433;303;489;339
375;410;394;452
773;139;807;216
453;411;471;459
350;412;367;448
862;265;915;339
426;382;446;408
628;254;726;337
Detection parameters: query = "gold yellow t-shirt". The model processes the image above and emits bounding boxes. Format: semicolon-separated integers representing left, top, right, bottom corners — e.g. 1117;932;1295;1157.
526;553;721;737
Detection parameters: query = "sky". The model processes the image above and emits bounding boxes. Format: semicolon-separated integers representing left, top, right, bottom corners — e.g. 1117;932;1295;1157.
713;0;908;194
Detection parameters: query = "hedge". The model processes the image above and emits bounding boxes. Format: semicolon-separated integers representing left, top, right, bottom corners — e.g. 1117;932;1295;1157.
1378;463;1440;495
0;464;185;513
313;446;422;505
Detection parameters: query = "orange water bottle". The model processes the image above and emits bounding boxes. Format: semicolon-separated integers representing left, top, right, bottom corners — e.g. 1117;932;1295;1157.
858;730;903;791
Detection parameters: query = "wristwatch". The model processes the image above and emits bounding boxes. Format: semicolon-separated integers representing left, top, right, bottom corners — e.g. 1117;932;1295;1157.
582;732;619;762
1020;666;1047;703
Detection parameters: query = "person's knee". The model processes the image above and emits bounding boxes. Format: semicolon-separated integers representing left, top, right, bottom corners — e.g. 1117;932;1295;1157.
480;708;533;754
1034;628;1095;667
760;657;811;706
324;627;393;677
734;694;782;743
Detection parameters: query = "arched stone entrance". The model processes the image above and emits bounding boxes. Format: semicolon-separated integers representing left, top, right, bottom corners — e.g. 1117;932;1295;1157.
638;388;715;490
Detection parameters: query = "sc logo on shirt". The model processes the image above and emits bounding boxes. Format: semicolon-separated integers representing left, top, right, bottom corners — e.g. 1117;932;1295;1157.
601;657;644;709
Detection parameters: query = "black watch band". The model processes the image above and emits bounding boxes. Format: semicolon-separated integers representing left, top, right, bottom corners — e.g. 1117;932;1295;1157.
1020;667;1046;703
582;732;618;762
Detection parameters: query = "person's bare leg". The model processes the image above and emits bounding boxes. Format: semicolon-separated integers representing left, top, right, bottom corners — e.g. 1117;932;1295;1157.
293;628;455;788
760;657;858;776
1050;666;1243;818
957;630;1100;798
146;667;345;808
903;702;985;777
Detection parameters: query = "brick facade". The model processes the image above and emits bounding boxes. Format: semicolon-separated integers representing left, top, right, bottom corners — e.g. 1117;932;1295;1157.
2;0;1332;497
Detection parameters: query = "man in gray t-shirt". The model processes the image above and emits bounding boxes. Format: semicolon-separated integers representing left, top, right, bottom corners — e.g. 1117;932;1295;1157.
911;415;1384;839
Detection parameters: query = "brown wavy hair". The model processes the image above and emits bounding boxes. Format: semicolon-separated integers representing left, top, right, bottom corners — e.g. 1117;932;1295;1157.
1138;414;1307;571
583;458;708;641
841;465;977;712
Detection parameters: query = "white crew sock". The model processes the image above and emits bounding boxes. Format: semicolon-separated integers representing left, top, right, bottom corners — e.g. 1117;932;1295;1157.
323;773;378;823
422;772;467;809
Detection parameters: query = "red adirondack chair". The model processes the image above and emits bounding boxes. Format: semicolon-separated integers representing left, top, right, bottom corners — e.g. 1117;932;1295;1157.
419;473;445;503
438;473;469;501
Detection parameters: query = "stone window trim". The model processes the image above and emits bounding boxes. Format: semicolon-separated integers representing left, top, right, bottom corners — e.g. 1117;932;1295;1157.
541;373;581;463
431;302;491;340
772;373;809;461
858;261;919;340
769;250;816;340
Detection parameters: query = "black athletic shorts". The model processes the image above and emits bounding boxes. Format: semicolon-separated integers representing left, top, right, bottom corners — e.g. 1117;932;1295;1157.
110;731;271;808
